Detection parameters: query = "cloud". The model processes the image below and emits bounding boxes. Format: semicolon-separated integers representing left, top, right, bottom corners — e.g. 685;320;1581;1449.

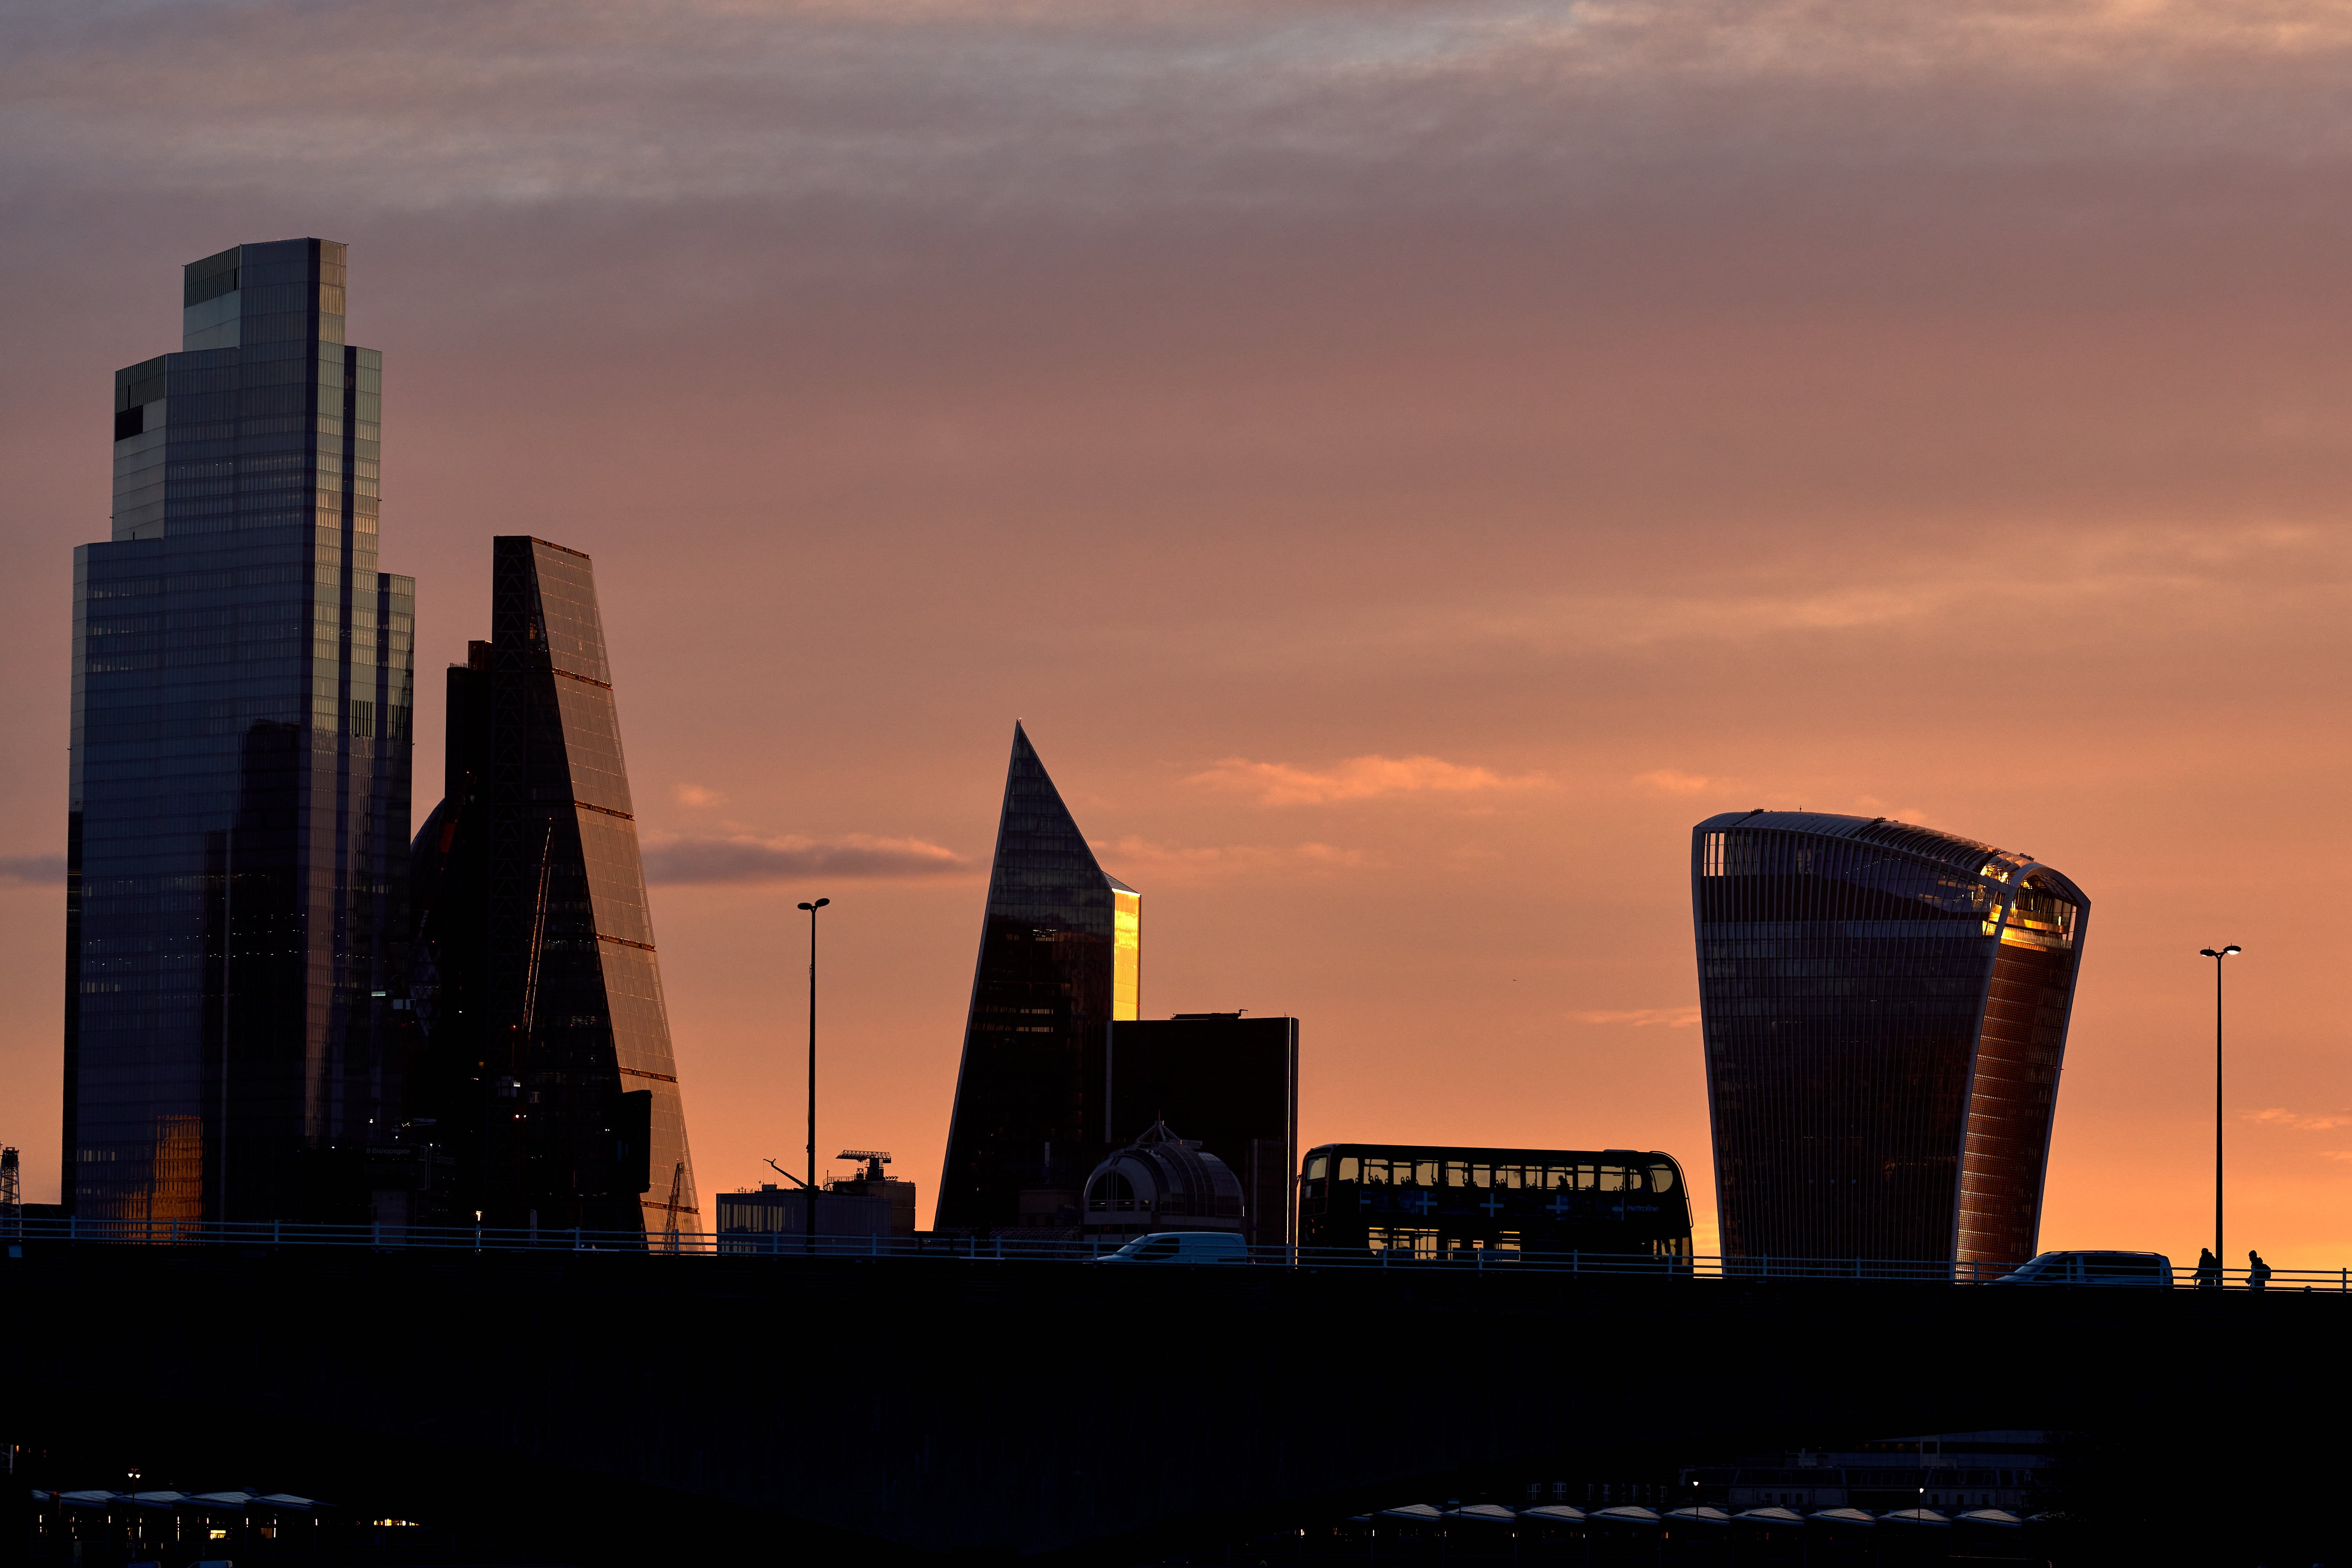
674;782;725;808
2247;1108;2352;1132
0;855;65;886
1635;769;1714;795
1091;835;1369;886
640;832;971;886
1575;1006;1703;1028
1187;754;1544;807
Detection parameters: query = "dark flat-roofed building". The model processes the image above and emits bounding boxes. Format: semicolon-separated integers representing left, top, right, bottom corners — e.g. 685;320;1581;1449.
1690;811;2088;1266
1105;1012;1298;1248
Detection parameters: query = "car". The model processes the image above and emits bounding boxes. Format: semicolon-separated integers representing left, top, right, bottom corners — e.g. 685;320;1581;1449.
1094;1231;1251;1265
1991;1250;2174;1287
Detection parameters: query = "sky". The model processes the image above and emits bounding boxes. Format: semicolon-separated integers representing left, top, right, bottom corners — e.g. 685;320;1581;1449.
3;0;2349;1265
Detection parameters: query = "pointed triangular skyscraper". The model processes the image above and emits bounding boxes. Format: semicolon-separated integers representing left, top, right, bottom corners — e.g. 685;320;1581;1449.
936;723;1139;1231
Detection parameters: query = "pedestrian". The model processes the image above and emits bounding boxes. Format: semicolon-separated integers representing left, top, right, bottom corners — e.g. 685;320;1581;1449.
2247;1249;2272;1291
2194;1247;2220;1288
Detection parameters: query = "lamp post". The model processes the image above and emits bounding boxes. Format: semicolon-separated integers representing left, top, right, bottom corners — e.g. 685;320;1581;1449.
798;898;830;1254
2199;944;2241;1277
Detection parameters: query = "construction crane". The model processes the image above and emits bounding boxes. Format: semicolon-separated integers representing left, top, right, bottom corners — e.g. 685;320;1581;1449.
661;1158;685;1253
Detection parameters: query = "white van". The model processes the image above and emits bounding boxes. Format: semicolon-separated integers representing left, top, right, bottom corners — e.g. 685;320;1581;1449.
1096;1231;1250;1265
1991;1250;2173;1287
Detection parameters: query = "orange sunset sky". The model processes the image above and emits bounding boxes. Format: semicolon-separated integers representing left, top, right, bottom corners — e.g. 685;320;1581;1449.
2;1;2348;1264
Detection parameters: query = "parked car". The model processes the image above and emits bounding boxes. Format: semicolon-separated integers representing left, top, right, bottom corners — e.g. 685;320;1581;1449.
1991;1250;2173;1287
1095;1231;1250;1265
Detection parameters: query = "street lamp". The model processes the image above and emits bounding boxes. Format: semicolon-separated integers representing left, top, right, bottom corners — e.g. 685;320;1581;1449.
799;898;830;1254
2199;944;2241;1276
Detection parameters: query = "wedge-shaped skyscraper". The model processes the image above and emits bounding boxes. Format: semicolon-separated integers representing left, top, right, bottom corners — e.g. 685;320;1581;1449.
937;724;1139;1231
67;239;412;1224
1690;811;2088;1267
410;537;697;1238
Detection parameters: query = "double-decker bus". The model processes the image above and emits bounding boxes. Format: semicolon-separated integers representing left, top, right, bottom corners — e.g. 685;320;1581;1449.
1298;1144;1692;1259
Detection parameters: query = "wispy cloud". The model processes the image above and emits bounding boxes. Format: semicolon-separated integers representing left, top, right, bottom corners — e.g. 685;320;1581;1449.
641;832;970;886
2247;1108;2352;1132
1575;1006;1702;1028
673;782;725;808
1634;769;1714;795
0;855;65;886
1187;754;1545;807
1092;835;1369;886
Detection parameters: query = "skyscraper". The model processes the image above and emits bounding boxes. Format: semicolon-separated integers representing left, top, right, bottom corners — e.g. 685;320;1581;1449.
67;239;412;1225
408;537;697;1238
1690;811;2088;1266
936;724;1139;1232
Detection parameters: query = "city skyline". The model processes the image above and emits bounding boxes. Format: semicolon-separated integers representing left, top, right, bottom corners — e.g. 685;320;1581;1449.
4;3;2351;1269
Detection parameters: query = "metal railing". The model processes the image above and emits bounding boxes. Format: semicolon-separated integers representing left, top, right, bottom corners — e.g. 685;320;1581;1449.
3;1217;2345;1290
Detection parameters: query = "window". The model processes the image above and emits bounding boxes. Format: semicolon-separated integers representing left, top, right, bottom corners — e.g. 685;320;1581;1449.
1647;1163;1677;1193
1088;1171;1136;1212
1702;831;1727;876
1414;1160;1438;1186
1129;1236;1179;1260
348;698;374;737
1337;1155;1358;1181
1305;1154;1328;1181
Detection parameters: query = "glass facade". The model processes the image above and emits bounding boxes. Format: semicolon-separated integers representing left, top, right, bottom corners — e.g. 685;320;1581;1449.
1690;811;2088;1265
66;239;413;1223
408;538;697;1238
935;724;1139;1231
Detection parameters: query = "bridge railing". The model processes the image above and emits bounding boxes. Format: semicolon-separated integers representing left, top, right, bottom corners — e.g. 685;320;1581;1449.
4;1216;2345;1290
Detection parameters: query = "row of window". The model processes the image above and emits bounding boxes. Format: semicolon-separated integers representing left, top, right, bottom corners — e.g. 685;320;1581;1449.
1308;1154;1677;1194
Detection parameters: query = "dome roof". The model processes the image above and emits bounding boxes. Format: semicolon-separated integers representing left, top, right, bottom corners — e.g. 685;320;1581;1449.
1082;1119;1245;1234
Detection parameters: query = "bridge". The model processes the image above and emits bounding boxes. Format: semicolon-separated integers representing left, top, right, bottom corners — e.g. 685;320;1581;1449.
6;1235;2346;1562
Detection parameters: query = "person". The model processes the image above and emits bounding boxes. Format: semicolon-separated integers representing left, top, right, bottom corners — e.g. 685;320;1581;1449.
2194;1247;2221;1289
2248;1249;2272;1291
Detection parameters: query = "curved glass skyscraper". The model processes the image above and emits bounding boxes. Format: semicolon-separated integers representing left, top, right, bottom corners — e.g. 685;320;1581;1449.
1690;811;2088;1266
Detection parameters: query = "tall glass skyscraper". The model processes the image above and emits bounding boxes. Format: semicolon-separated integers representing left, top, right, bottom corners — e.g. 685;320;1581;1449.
408;537;697;1238
936;724;1139;1232
1690;811;2088;1266
67;239;413;1224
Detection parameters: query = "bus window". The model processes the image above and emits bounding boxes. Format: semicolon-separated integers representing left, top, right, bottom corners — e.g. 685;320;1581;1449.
1495;1166;1520;1189
1444;1161;1468;1189
1625;1167;1646;1191
1305;1154;1329;1181
1576;1165;1598;1190
1338;1156;1359;1181
1647;1163;1676;1193
1415;1160;1439;1187
1545;1167;1570;1190
1471;1164;1492;1188
1360;1158;1387;1185
1597;1165;1625;1191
